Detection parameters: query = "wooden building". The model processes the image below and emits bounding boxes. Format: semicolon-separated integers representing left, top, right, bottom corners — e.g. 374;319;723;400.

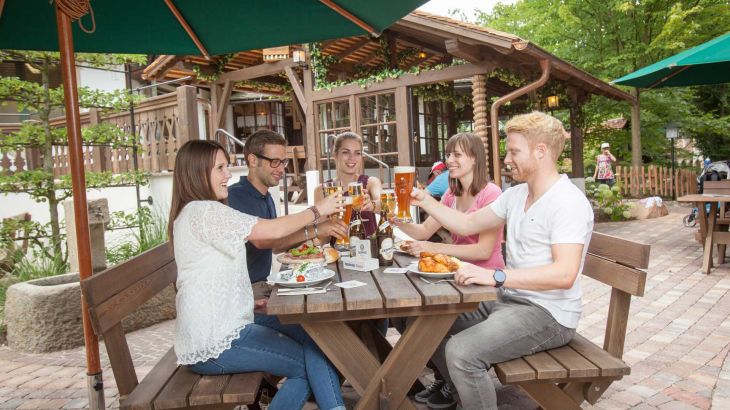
143;11;636;186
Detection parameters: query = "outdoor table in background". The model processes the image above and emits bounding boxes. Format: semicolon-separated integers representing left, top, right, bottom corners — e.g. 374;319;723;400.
677;193;730;274
266;253;496;409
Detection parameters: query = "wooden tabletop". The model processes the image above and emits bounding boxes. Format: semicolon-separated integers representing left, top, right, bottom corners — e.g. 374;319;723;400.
267;253;497;323
677;194;730;203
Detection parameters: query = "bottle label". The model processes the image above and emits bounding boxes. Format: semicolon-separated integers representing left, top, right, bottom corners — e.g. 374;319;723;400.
378;221;390;232
350;219;362;227
379;237;394;260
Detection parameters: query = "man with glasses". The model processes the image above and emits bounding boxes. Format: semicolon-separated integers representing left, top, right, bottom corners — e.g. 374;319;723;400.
228;129;347;299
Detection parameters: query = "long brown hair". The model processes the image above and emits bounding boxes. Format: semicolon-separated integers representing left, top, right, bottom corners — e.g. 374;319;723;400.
167;140;230;243
445;133;489;197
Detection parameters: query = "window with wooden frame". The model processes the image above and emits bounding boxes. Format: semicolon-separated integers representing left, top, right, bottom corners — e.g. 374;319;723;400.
316;99;351;158
358;92;398;166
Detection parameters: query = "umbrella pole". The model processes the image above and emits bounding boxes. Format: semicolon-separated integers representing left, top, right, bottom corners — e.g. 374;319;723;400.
55;6;105;410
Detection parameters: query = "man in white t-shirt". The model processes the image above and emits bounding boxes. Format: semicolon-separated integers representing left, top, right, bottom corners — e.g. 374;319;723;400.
411;111;594;410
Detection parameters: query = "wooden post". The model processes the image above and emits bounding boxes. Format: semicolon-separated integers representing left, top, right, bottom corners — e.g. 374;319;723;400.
176;85;200;144
55;5;104;408
472;74;489;174
630;88;642;167
303;67;318;171
568;87;586;178
395;86;411;166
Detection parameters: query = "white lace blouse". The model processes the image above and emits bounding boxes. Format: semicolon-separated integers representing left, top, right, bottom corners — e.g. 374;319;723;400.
172;200;258;365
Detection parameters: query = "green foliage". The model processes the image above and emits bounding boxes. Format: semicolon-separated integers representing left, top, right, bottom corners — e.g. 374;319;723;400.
412;82;471;106
585;177;633;221
193;53;234;82
0;170;148;202
475;0;730;164
106;207;168;266
11;252;68;282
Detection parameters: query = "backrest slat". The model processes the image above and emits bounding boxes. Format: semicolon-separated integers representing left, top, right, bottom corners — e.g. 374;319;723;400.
588;232;650;269
89;261;177;335
704;180;730;196
82;243;174;307
582;253;646;296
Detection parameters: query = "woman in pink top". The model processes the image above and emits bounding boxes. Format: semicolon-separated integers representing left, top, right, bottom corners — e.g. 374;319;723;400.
396;133;505;270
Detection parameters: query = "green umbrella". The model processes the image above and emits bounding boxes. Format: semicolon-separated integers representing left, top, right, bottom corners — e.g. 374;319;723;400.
613;32;730;88
0;0;427;55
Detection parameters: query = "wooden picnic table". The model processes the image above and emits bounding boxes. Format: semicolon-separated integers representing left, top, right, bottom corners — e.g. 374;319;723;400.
678;192;730;274
266;253;497;409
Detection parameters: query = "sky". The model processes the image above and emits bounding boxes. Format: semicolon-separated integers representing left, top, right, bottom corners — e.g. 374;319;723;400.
418;0;516;21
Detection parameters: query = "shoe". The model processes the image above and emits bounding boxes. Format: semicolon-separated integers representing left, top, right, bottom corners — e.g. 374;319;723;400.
426;382;458;409
414;379;444;403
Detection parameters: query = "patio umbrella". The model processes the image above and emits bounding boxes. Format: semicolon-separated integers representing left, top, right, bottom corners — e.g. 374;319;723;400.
0;1;427;408
613;31;730;88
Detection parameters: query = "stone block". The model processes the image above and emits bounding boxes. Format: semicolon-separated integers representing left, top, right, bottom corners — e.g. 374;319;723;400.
4;272;175;353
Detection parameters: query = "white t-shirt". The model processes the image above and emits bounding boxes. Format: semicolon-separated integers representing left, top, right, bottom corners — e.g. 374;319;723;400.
173;201;258;365
489;175;593;328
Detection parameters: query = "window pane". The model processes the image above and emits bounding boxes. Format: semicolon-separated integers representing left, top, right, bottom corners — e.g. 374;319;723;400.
360;95;377;125
318;103;330;130
377;93;396;122
333;100;350;129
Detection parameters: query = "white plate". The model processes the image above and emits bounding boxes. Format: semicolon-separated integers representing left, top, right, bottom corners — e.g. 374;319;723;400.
273;268;336;288
408;263;455;279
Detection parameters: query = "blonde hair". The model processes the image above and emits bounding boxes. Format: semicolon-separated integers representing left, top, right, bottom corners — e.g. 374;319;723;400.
505;111;566;161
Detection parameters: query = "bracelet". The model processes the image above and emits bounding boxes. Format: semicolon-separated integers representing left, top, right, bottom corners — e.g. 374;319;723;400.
308;205;321;222
313;222;319;238
304;224;310;242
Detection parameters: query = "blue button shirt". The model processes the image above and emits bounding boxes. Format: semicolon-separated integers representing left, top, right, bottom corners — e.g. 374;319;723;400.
227;176;277;283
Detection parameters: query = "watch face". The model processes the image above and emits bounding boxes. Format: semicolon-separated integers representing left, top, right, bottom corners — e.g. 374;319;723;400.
494;269;507;283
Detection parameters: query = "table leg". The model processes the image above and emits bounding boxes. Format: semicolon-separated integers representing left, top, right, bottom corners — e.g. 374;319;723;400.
356;314;458;410
698;201;708;243
702;202;718;274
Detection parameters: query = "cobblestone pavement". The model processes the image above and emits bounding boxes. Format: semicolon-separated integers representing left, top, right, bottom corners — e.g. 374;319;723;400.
1;210;728;409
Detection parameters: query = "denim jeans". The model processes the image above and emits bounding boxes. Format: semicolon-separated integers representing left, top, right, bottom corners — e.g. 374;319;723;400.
189;322;344;410
254;313;345;410
430;292;575;410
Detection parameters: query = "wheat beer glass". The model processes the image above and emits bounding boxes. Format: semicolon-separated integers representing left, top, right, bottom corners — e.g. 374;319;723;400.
335;196;353;252
394;166;415;222
348;182;364;211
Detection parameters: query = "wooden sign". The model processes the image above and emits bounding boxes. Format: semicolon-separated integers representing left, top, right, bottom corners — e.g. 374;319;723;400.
263;46;290;62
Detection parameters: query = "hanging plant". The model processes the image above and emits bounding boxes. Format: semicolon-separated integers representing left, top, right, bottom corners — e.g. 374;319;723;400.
192;53;234;83
412;82;471;106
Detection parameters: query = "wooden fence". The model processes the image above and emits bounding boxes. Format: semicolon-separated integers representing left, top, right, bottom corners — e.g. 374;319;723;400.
616;165;699;198
0;86;200;176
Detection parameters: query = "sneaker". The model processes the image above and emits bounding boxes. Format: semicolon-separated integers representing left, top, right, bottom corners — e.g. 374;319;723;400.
426;382;458;409
414;379;444;403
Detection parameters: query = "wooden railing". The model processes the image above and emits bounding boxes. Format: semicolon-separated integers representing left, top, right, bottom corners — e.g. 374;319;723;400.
616;165;699;198
0;86;200;176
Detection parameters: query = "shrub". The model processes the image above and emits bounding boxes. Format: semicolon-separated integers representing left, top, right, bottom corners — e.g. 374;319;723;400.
585;177;633;222
106;207;168;266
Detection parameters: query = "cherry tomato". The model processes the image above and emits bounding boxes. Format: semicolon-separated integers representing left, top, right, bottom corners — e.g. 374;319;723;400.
296;275;306;282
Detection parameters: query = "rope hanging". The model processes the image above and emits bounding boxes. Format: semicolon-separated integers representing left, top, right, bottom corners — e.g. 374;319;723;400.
55;0;96;33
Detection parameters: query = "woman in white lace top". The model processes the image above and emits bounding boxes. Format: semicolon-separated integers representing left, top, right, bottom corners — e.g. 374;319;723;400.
168;140;345;410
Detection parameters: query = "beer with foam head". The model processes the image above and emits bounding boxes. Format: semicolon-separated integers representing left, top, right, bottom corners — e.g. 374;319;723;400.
394;166;415;222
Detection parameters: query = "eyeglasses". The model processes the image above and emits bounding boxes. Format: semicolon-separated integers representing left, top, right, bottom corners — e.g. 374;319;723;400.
255;153;290;168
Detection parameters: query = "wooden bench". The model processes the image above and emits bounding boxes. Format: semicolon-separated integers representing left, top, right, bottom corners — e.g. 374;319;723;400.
81;244;264;410
493;232;650;409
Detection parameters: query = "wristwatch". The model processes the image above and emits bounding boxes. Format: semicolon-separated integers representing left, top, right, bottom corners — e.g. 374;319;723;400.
493;269;507;288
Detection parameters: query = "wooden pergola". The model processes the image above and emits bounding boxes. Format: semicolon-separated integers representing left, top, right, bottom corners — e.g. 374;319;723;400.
145;11;638;184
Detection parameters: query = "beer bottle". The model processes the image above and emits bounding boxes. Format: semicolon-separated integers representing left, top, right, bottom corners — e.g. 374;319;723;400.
376;199;394;266
349;208;368;258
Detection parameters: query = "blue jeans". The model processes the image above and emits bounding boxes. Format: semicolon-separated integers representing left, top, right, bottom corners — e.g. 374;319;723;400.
255;313;345;410
189;322;344;410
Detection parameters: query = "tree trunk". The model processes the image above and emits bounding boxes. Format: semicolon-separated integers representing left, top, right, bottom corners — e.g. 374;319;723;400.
40;57;63;260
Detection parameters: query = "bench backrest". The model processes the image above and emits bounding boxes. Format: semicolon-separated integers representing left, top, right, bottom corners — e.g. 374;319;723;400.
81;243;176;397
704;180;730;195
583;232;649;359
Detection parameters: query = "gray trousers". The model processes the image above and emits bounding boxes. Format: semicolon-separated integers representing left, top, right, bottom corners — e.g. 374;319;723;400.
431;292;575;410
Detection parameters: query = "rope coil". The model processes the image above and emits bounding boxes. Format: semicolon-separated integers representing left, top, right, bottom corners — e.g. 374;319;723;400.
55;0;96;33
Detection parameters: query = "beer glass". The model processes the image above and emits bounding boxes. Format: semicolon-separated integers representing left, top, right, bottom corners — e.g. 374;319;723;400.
348;182;364;211
394;166;415;222
335;196;353;252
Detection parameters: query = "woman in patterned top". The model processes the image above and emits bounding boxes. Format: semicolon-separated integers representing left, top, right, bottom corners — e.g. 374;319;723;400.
168;140;345;410
593;142;616;186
